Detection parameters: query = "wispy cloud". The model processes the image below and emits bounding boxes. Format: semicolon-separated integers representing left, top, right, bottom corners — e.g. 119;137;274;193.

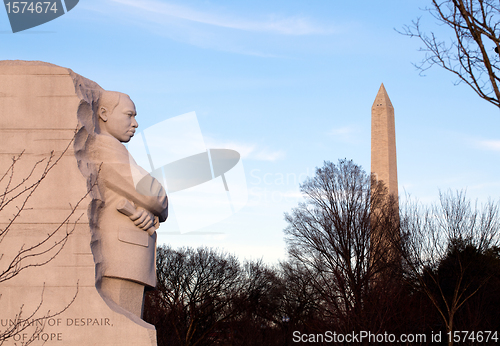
252;148;286;161
477;139;500;151
204;137;285;162
329;126;355;136
109;0;334;35
328;125;361;143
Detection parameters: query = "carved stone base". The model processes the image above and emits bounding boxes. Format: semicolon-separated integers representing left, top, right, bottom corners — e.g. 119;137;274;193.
0;61;157;346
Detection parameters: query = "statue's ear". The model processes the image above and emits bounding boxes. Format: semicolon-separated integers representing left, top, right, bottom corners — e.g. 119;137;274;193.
99;106;108;122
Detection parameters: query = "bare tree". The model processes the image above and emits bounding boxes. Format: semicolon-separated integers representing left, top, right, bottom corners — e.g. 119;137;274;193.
0;135;93;345
279;259;324;339
283;159;401;335
230;260;285;346
144;245;241;346
401;0;500;108
399;190;500;345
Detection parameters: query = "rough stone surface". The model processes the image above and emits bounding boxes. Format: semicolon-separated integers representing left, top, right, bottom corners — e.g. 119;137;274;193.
371;83;398;197
0;60;157;345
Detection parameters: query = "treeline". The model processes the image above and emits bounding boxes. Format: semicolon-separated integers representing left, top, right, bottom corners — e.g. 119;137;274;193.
144;160;500;346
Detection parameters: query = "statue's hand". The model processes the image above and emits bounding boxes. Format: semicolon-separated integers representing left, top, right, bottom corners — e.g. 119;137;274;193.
130;207;155;232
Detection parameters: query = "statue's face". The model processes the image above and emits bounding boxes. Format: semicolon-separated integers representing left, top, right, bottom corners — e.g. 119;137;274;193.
102;96;138;143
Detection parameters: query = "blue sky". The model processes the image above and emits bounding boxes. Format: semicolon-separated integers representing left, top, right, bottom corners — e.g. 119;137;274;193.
2;0;500;263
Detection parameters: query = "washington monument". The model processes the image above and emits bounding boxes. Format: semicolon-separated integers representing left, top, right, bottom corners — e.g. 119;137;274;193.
371;83;400;271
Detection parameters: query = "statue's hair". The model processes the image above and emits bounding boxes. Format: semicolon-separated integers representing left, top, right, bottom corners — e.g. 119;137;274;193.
98;91;128;114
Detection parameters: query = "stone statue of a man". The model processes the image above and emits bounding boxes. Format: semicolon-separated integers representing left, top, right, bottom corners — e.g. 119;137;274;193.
88;91;168;320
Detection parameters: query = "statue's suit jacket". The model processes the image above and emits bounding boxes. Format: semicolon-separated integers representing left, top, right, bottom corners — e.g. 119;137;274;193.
89;134;168;288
